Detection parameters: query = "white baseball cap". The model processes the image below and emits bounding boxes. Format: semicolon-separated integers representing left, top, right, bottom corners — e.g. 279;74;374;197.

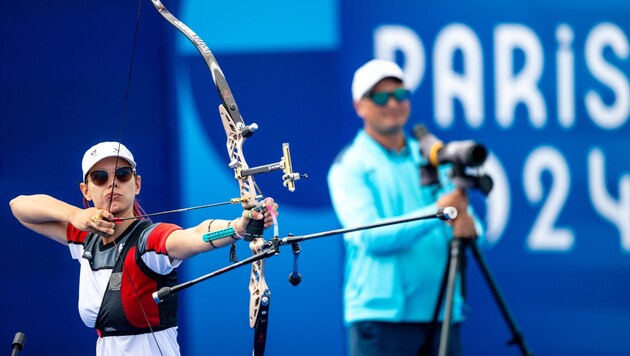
351;59;405;101
82;142;136;180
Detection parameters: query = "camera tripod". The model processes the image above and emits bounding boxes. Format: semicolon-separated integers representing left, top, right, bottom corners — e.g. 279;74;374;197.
424;237;534;356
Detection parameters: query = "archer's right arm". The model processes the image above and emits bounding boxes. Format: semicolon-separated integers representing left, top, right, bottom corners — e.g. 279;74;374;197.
9;194;109;245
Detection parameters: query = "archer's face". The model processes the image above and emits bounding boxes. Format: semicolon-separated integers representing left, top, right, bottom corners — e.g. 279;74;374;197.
354;78;411;137
80;157;141;217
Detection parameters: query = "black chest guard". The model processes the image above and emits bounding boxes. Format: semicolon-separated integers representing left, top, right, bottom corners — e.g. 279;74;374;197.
88;220;178;337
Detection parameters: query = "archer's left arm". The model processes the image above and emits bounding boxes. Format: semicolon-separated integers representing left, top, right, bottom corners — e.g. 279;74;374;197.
165;198;278;260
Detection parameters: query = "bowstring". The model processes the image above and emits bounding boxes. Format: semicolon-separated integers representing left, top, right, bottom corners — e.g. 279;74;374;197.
107;0;164;354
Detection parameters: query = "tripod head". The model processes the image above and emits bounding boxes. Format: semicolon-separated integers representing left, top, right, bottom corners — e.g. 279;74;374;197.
413;124;493;196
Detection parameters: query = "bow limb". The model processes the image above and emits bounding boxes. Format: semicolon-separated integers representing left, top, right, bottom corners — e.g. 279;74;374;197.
150;0;245;125
150;0;264;218
249;238;271;355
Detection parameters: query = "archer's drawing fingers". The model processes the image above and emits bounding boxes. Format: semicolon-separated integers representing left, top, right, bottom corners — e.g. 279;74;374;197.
89;209;115;237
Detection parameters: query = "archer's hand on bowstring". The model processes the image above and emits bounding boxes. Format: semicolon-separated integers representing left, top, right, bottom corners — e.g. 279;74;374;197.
74;207;115;238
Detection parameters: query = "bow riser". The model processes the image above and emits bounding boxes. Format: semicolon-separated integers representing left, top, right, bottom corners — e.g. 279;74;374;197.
220;106;261;210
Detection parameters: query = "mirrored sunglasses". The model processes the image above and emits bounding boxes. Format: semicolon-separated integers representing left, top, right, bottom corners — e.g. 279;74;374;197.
368;87;411;106
88;166;135;186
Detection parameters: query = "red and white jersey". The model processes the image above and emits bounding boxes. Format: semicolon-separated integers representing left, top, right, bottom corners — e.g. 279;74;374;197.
67;220;183;356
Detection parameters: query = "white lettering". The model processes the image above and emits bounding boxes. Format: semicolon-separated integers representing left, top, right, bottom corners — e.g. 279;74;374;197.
585;23;630;130
495;24;547;128
524;146;573;251
433;24;484;129
588;148;630;251
556;24;576;128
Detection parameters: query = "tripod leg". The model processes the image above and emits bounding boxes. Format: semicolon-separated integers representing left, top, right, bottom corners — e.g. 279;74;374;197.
469;244;534;356
431;244;452;323
437;238;464;356
421;242;452;356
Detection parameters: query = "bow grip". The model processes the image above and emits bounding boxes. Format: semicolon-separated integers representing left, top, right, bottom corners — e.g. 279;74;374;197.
244;205;265;240
244;219;264;241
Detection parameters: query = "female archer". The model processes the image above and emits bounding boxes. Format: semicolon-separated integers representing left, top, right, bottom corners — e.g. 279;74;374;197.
9;141;278;355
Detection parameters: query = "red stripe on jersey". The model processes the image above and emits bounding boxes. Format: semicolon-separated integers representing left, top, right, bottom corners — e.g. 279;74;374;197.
66;224;89;244
121;246;161;328
145;223;181;254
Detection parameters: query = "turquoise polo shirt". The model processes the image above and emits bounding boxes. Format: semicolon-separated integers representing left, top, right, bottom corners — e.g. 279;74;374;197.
328;129;480;325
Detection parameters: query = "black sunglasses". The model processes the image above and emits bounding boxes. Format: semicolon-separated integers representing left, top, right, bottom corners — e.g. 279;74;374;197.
367;87;411;106
87;166;135;186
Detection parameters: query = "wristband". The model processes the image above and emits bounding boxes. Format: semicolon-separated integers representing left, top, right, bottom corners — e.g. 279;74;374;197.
229;218;244;240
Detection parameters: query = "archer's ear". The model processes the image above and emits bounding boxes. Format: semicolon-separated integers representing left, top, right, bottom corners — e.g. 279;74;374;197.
135;175;142;195
80;182;91;201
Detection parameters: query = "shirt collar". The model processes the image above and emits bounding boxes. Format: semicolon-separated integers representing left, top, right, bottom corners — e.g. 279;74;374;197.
358;129;412;158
